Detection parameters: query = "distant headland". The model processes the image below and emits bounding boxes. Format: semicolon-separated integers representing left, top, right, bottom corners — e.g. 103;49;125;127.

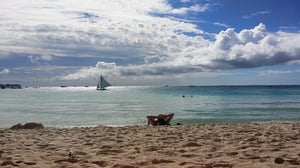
0;84;22;89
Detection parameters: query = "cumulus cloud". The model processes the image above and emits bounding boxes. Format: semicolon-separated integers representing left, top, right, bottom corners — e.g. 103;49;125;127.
61;23;300;80
96;62;116;69
210;23;300;69
0;68;10;75
62;61;117;80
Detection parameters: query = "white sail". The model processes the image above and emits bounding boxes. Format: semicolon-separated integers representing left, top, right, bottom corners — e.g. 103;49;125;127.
97;80;101;89
97;75;111;90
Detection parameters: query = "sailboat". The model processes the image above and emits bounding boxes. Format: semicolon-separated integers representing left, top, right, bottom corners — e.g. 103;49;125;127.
96;75;111;90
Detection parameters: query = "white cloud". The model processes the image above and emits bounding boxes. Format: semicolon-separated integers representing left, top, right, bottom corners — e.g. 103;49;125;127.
180;0;191;2
62;66;99;80
0;68;10;75
41;54;53;61
61;23;300;80
208;23;300;70
62;61;117;80
28;54;53;65
1;1;300;84
215;23;267;50
238;23;266;43
96;62;116;69
0;0;205;62
242;11;271;19
279;26;298;31
169;4;209;14
215;28;241;50
258;70;300;76
214;22;230;28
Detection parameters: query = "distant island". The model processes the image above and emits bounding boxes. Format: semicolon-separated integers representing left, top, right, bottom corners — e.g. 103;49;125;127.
0;84;22;89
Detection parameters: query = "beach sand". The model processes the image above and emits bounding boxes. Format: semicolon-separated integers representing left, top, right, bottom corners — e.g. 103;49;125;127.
1;122;300;168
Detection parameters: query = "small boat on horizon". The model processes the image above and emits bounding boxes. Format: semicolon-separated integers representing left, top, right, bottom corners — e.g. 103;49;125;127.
96;75;111;91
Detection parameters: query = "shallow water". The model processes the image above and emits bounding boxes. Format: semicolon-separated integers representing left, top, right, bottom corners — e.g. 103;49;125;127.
1;85;300;128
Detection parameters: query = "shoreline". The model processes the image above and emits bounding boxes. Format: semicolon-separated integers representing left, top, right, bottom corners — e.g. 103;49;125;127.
1;122;300;167
3;120;300;129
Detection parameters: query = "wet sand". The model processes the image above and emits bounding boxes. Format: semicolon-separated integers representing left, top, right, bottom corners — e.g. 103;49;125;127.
1;122;300;168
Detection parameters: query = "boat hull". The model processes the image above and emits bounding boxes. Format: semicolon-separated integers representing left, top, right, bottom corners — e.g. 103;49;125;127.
96;88;107;91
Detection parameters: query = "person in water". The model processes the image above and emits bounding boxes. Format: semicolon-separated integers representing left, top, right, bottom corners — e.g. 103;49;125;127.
146;113;174;126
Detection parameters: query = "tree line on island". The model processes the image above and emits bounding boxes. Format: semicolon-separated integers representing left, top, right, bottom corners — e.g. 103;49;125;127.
0;84;22;89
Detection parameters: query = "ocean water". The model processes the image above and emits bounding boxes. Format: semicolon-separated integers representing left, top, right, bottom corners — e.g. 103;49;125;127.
1;85;300;128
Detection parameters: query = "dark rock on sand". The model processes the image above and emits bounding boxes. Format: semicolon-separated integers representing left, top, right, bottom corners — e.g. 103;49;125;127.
10;123;23;130
274;157;285;164
10;123;44;130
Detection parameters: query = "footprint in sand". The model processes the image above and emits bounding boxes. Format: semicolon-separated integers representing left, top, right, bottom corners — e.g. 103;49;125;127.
151;158;175;164
91;160;108;167
24;161;37;165
1;161;18;166
112;163;136;168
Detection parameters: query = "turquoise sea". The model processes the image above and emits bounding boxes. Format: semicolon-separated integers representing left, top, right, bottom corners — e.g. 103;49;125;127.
1;85;300;128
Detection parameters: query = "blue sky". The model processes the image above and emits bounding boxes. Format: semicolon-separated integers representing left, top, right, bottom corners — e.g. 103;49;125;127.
0;0;300;86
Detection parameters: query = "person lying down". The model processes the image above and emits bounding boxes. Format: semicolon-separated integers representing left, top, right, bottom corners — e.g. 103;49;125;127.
146;113;174;126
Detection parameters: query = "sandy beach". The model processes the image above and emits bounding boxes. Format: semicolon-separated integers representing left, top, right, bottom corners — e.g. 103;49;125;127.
1;122;300;168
